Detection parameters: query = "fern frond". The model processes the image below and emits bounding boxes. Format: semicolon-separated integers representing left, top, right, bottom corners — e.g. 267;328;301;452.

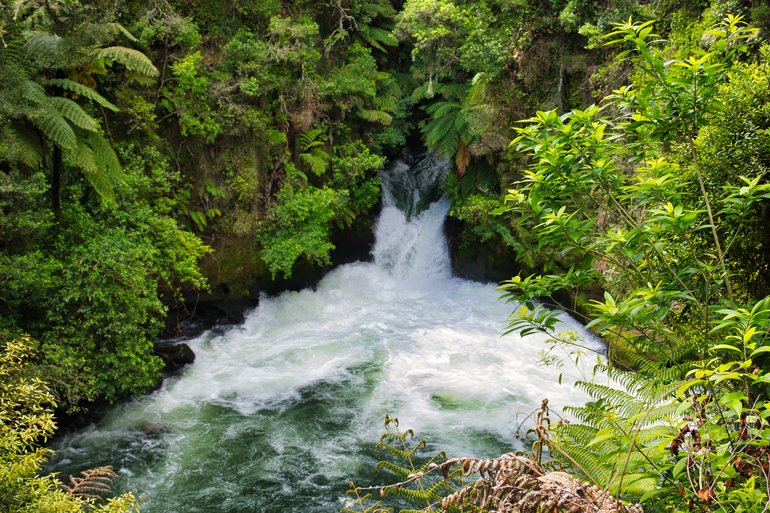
43;78;119;111
50;96;99;132
8;126;43;168
358;108;392;125
87;132;122;183
376;441;423;462
29;107;76;150
298;128;326;151
104;22;139;43
455;139;470;174
61;465;116;499
376;460;413;479
23;30;65;59
94;46;159;77
358;26;398;52
300;149;329;176
65;138;117;202
21;79;47;104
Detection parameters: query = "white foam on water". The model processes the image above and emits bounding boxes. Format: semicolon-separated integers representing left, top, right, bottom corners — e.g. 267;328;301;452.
49;152;607;512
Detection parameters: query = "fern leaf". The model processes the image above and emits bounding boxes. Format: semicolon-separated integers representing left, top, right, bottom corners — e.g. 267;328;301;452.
23;31;64;59
61;465;116;499
29;107;76;150
94;46;159;77
43;79;119;112
104;22;139;43
455;139;470;175
359;26;398;52
298;128;326;151
87;132;122;184
300;149;329;176
65;139;115;202
358;108;392;125
376;460;412;479
8;126;43;168
21;79;47;104
50;96;99;132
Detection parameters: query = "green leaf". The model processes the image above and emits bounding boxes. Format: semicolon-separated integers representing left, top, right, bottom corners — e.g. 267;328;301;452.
50;96;99;132
30;108;77;150
43;79;120;112
94;46;159;77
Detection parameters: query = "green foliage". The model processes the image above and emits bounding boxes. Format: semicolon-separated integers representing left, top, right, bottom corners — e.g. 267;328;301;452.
168;51;222;142
0;138;208;408
257;184;349;278
258;140;383;278
344;415;455;513
0;335;139;513
497;13;770;511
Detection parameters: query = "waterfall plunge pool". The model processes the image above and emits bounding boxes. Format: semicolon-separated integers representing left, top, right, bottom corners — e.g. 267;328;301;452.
48;153;605;512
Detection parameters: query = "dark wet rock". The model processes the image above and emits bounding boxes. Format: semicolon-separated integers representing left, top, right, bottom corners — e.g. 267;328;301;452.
154;342;195;372
139;423;169;436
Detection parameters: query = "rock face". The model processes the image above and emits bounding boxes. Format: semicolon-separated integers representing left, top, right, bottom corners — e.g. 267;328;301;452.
445;217;522;284
154;342;196;373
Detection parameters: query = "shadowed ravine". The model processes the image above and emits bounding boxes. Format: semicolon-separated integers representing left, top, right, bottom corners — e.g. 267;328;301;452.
48;153;604;512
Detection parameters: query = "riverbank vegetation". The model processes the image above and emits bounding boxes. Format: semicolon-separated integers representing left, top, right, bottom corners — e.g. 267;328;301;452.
3;0;770;511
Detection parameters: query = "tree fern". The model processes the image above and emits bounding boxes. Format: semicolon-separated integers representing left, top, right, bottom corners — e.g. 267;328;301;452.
50;96;99;132
29;106;77;150
87;132;121;184
43;78;119;112
65;138;118;202
22;30;65;59
358;107;393;125
7;126;43;168
358;25;398;52
94;46;159;77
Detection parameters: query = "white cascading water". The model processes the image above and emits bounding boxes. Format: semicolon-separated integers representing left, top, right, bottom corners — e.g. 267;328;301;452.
49;152;605;513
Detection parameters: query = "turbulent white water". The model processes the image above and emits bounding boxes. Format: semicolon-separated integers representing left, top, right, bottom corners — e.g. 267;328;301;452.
49;153;605;513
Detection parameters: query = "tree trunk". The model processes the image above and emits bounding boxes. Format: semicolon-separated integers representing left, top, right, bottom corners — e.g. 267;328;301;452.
52;145;62;217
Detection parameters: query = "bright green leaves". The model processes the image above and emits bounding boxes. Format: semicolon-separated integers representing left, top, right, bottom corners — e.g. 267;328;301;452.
498;13;770;510
168;51;222;142
257;185;346;278
257;140;384;279
0;335;140;513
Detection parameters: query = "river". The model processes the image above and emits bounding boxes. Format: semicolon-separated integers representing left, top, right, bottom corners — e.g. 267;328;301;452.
48;153;603;512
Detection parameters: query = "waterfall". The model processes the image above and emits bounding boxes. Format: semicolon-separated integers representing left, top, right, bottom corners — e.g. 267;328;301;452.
48;152;604;513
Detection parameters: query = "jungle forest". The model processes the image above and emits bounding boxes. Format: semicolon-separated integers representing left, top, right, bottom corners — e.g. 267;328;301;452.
3;0;770;512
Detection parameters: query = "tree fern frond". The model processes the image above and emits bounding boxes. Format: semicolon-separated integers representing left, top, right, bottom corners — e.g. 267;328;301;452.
29;107;76;150
66;137;98;176
358;26;398;52
61;465;116;499
300;149;329;176
298;128;326;151
23;30;65;59
21;79;47;104
94;46;159;77
551;442;612;484
50;96;99;132
65;138;117;202
43;79;119;111
87;132;122;183
104;22;139;43
7;125;43;168
358;108;392;124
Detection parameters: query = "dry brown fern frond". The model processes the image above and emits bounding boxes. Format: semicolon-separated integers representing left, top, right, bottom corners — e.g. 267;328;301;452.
61;465;117;500
432;453;643;513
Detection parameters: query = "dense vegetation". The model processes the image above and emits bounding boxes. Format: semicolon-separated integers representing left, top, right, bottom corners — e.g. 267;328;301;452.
3;0;770;511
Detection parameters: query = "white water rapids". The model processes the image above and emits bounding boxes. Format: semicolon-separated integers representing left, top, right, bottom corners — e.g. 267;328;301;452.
49;153;605;512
